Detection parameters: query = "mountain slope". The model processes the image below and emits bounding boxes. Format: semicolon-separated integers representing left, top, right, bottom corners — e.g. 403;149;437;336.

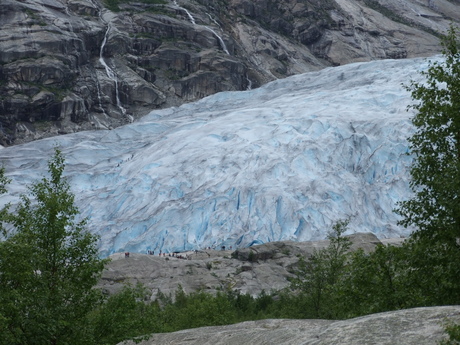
1;0;459;145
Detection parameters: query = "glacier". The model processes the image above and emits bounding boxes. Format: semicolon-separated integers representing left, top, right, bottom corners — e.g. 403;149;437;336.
0;56;438;257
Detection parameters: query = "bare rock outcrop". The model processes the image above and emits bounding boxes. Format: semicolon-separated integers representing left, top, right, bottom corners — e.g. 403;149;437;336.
1;0;460;145
98;232;399;299
120;306;460;345
102;235;459;344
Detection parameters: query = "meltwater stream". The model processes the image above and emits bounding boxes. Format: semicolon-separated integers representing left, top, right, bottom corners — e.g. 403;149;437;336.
173;0;230;55
99;24;127;115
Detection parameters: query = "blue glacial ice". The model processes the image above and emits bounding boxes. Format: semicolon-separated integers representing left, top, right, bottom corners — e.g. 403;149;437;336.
0;56;439;257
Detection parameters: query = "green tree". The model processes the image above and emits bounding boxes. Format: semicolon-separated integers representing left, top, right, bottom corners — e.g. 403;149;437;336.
0;165;11;237
397;25;460;243
337;243;417;318
89;283;161;345
160;287;238;332
290;219;352;318
396;24;460;304
0;148;107;345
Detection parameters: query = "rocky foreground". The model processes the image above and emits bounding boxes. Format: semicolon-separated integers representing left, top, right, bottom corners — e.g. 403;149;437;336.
119;306;460;345
101;234;460;344
99;232;401;299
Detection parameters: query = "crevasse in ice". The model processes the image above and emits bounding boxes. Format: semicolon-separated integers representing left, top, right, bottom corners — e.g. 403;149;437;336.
0;56;439;257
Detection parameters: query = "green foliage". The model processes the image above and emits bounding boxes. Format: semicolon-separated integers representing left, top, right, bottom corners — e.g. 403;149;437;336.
161;288;238;331
235;30;460;324
290;219;352;318
396;24;460;305
0;165;11;237
337;243;415;318
397;24;460;244
2;28;460;340
89;283;160;345
440;322;460;345
0;148;107;345
281;248;291;255
104;0;121;11
91;286;291;337
247;249;256;262
400;236;460;306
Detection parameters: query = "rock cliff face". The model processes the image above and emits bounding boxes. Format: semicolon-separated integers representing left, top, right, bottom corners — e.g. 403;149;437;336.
1;0;460;145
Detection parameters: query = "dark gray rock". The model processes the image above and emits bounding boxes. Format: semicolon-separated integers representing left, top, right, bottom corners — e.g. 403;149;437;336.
1;0;460;145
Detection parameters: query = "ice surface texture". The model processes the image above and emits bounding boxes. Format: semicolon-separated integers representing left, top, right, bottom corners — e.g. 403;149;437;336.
0;56;437;257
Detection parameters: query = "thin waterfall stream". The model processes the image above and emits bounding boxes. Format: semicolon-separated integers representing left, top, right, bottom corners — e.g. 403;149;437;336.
173;0;230;55
99;24;127;116
90;0;127;117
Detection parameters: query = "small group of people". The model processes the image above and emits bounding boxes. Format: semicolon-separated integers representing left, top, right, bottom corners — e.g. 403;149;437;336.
157;250;187;259
124;244;235;259
203;245;232;251
171;253;187;259
124;249;186;259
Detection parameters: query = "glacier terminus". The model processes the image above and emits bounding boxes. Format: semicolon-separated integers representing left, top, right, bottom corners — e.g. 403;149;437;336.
0;56;437;257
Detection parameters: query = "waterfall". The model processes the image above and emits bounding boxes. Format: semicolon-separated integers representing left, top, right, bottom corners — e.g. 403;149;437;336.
173;0;230;55
206;13;221;28
204;13;229;54
173;0;195;24
65;0;110;126
182;6;196;24
89;0;127;116
204;27;230;55
88;0;106;116
246;74;253;90
95;72;109;118
99;25;126;115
